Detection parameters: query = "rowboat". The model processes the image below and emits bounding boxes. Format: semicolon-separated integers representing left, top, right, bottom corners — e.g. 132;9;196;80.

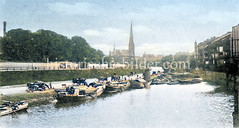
105;81;130;93
56;85;98;102
0;107;12;116
167;80;180;85
0;101;28;116
129;79;151;89
90;83;105;96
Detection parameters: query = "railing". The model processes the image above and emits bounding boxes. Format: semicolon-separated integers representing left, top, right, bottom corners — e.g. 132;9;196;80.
0;66;118;72
0;67;117;72
0;62;128;72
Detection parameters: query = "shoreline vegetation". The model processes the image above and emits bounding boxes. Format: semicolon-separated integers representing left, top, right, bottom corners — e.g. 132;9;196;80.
0;90;55;107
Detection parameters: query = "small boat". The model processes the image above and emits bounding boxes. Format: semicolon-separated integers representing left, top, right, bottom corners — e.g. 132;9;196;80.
179;80;192;85
56;85;98;102
191;78;202;84
129;79;150;89
150;78;159;85
167;80;179;85
90;83;105;96
179;78;202;85
12;101;28;112
0;107;12;116
151;79;168;85
158;79;168;84
121;81;130;90
56;78;92;93
0;101;28;116
26;81;50;92
104;81;127;93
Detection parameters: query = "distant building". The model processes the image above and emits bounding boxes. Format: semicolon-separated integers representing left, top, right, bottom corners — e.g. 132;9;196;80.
0;21;7;55
149;67;164;75
197;32;231;68
142;53;163;61
231;24;239;58
3;21;6;37
109;22;135;62
194;41;198;59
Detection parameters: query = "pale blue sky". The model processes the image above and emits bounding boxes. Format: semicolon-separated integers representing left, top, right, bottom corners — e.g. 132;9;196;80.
1;0;239;55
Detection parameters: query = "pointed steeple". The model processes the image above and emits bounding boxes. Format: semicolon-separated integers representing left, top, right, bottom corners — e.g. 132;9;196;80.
128;21;135;58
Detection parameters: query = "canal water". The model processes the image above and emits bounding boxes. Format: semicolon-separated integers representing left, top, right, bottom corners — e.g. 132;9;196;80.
0;82;234;128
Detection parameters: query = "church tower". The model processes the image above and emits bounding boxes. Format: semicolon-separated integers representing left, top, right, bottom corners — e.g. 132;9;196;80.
128;22;135;58
194;41;198;59
3;21;7;37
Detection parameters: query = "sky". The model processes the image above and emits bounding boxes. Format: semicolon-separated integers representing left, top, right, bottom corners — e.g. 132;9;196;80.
0;0;239;56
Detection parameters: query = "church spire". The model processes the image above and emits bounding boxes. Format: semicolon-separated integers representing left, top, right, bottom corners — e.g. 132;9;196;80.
128;21;135;58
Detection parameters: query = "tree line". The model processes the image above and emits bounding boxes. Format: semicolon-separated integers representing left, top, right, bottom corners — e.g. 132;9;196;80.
0;29;104;62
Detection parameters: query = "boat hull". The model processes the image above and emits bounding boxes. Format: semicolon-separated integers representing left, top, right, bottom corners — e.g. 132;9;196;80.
104;86;123;93
129;80;145;89
96;88;104;96
0;108;12;116
104;81;130;93
56;94;96;102
0;102;28;116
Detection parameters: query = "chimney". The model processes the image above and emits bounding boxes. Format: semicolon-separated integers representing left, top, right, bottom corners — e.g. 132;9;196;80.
3;21;6;37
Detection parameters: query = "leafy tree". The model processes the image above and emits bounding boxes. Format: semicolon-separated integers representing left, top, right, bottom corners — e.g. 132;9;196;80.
161;54;173;63
1;29;104;62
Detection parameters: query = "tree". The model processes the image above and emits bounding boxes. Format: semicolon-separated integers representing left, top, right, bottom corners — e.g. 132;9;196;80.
1;29;105;62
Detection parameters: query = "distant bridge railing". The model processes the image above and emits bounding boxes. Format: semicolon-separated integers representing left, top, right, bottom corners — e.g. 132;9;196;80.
0;67;116;72
0;62;126;72
0;67;78;71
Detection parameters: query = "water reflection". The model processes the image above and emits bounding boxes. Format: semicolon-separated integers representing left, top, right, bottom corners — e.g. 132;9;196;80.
205;82;239;128
54;100;93;109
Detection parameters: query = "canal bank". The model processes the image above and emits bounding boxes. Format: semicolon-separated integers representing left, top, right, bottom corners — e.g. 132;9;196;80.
190;69;237;92
0;90;55;107
0;68;145;86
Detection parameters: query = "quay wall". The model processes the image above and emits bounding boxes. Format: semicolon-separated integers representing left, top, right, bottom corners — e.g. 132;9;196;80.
0;68;145;86
191;69;237;90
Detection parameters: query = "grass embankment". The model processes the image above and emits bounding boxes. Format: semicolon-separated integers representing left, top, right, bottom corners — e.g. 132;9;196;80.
0;68;145;86
0;90;55;106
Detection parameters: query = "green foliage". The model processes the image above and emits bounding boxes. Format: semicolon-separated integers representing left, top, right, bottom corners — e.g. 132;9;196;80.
1;29;104;62
189;55;196;69
174;54;189;61
161;54;173;63
1;91;54;102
